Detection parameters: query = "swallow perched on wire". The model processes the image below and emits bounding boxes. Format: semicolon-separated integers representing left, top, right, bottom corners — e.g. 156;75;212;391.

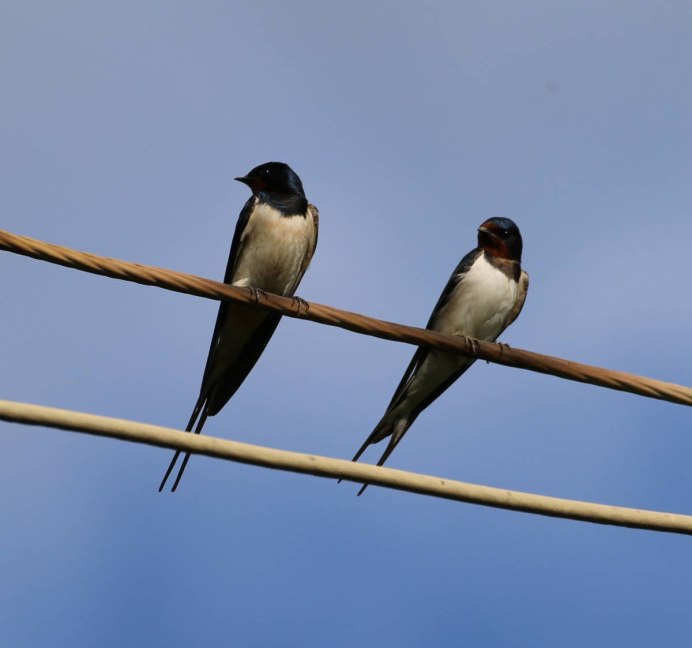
159;162;319;491
350;217;528;495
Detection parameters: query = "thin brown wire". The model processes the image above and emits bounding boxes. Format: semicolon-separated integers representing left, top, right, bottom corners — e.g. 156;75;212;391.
1;227;690;406
2;398;691;535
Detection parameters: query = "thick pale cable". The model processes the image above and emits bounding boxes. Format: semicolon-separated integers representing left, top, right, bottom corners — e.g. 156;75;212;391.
1;398;691;535
0;228;690;407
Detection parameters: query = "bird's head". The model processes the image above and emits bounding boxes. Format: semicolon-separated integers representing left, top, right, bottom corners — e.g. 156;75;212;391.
477;217;523;262
235;162;305;198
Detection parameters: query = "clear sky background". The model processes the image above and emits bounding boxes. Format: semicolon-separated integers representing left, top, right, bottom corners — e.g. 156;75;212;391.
1;2;691;646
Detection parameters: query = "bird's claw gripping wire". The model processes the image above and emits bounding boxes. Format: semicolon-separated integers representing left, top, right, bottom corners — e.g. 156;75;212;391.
249;287;269;304
291;295;309;316
488;341;511;364
462;335;480;357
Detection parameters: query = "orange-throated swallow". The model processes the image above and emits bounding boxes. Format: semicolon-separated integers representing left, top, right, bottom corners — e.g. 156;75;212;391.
159;162;319;491
350;217;528;494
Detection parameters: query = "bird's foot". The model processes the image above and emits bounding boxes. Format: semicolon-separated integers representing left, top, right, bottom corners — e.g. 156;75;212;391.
463;335;480;356
485;341;510;364
249;287;269;304
291;295;310;316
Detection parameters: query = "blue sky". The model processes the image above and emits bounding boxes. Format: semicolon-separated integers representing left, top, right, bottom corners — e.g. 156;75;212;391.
1;1;691;646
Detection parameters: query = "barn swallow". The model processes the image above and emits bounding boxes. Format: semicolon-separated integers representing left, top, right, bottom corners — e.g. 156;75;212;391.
350;217;528;495
159;162;319;491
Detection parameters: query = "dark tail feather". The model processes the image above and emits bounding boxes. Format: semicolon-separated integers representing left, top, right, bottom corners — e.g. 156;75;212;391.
337;420;389;485
158;392;207;492
357;430;406;496
339;415;410;494
350;425;384;464
170;405;210;492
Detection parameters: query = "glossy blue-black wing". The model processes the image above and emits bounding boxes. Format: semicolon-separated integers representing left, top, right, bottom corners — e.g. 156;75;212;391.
385;247;482;413
196;196;257;393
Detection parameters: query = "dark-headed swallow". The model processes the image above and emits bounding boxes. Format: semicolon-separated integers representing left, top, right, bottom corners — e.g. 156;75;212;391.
159;162;319;491
350;217;528;495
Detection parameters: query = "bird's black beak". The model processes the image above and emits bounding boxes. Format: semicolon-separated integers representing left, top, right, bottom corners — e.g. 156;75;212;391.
235;175;268;194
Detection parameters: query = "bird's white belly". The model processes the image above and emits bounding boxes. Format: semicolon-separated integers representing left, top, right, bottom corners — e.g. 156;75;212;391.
436;254;518;342
232;203;314;297
404;350;471;406
400;256;520;405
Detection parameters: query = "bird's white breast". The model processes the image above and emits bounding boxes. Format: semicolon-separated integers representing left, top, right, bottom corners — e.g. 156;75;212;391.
435;253;519;342
395;255;520;409
231;202;315;296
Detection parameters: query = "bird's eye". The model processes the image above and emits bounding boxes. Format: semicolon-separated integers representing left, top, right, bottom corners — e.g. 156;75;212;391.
502;229;511;237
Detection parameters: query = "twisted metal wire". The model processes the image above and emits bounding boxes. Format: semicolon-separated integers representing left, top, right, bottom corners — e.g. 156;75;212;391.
1;227;690;406
2;398;691;535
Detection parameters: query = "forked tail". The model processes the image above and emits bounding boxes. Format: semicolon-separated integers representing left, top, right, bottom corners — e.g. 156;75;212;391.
158;392;210;492
340;415;412;496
